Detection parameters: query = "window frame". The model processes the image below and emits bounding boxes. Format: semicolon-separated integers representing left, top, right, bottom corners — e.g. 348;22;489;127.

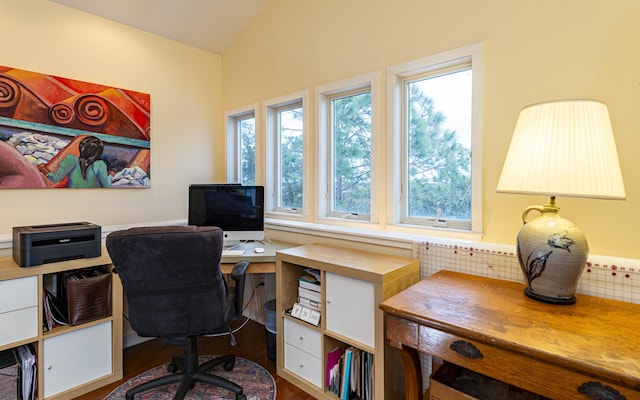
386;43;483;233
315;73;378;223
264;91;309;217
225;104;258;184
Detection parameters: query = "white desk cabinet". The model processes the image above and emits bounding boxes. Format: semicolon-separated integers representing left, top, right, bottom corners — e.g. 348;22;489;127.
276;244;419;399
0;253;123;400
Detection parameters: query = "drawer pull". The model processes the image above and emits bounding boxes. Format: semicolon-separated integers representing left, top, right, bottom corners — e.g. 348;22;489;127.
450;340;483;359
299;336;304;340
578;382;625;400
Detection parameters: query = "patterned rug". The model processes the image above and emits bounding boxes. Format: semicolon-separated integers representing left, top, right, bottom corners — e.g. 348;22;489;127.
104;356;276;400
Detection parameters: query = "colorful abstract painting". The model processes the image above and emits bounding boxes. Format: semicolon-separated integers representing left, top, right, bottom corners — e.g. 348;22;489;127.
0;65;150;188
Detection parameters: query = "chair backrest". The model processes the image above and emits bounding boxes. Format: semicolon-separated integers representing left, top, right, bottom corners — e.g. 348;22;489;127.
106;225;230;339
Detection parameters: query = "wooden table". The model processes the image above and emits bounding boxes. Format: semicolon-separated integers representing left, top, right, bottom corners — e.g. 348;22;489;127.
220;240;294;274
379;270;640;400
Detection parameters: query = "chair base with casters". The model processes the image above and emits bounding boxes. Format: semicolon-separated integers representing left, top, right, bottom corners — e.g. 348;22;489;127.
125;336;246;400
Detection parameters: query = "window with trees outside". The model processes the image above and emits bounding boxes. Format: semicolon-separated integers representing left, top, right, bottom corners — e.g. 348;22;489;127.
388;43;482;232
316;74;376;221
264;94;306;215
225;108;257;185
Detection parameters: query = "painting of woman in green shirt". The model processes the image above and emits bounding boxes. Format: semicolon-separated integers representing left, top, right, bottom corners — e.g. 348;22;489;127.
38;136;111;188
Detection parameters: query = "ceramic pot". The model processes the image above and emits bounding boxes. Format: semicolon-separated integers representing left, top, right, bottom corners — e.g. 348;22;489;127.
517;203;588;304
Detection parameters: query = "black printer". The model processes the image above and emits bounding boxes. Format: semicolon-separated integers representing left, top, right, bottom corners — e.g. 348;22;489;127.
13;222;102;267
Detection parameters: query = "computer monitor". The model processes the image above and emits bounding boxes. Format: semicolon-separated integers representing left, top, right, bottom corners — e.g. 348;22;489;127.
188;184;265;246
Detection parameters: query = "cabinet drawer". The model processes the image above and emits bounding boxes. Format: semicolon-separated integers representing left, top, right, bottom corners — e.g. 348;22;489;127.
0;277;38;346
325;272;374;348
43;321;112;398
419;325;636;400
284;318;322;358
0;276;37;313
284;343;322;388
0;307;38;347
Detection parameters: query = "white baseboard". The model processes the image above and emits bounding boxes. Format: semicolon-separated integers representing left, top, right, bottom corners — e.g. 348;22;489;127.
123;331;153;348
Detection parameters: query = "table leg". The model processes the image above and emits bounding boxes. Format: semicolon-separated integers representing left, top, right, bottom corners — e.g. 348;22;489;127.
390;341;423;400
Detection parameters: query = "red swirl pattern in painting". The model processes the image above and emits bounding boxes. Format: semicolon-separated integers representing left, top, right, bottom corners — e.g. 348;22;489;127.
0;65;150;141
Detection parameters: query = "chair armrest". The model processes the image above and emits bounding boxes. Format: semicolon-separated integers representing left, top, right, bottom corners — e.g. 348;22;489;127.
231;260;250;280
230;260;250;320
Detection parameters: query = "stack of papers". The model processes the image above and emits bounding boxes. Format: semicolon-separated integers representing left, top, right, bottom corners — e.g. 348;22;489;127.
14;345;36;400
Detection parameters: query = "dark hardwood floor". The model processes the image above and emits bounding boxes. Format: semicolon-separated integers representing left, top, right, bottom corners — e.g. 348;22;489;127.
74;319;315;400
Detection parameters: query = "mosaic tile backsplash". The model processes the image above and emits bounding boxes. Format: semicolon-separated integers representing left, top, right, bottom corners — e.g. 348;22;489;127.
414;239;640;304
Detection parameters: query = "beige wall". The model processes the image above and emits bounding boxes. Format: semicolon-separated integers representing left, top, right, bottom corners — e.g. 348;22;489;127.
221;0;640;259
0;0;222;236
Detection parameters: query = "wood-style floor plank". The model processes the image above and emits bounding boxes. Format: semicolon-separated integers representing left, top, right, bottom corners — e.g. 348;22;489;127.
74;319;314;400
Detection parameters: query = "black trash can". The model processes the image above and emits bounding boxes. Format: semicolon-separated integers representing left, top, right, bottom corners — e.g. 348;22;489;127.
264;299;276;362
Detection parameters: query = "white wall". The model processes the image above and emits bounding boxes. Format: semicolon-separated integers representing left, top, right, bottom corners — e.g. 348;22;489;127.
0;0;222;238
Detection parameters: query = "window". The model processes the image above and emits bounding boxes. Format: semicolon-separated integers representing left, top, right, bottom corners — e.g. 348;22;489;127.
316;74;377;222
264;92;308;215
225;106;257;184
388;43;482;232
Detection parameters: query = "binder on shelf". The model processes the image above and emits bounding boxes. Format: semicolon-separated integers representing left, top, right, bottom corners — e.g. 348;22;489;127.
298;275;321;292
14;345;36;400
340;347;353;399
332;347;374;400
298;286;321;303
297;296;321;310
351;348;361;397
326;346;344;390
304;268;321;281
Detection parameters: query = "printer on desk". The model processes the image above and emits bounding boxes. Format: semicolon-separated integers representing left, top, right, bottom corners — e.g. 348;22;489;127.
13;222;102;267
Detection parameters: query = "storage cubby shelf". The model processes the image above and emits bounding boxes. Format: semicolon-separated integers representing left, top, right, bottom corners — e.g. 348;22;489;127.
275;244;419;399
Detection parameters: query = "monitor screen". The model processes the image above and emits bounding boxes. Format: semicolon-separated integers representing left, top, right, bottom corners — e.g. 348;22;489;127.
188;184;264;245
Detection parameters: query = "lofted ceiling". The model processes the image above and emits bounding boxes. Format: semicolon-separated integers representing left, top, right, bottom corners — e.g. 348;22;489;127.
49;0;271;54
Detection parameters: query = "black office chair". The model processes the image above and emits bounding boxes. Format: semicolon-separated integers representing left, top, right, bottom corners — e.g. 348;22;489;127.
106;225;249;400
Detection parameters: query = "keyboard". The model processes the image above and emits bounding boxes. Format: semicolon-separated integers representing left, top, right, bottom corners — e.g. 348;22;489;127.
221;249;245;256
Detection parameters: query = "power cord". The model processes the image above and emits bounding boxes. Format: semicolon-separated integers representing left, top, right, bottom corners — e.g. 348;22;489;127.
260;232;273;244
205;279;265;340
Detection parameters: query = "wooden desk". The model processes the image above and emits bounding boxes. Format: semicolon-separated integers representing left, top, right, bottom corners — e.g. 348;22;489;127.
379;270;640;400
220;261;276;274
220;240;295;273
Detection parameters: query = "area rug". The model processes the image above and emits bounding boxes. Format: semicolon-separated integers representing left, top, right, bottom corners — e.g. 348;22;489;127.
104;356;276;400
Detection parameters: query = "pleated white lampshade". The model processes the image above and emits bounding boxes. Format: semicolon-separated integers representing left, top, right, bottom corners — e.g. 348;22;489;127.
497;99;625;304
497;99;625;200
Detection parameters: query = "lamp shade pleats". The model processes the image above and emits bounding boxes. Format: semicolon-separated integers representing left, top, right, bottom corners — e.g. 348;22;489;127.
497;100;625;200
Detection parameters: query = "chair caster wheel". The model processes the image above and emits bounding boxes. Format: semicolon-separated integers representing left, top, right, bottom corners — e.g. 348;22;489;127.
167;363;178;373
223;359;235;371
236;394;247;400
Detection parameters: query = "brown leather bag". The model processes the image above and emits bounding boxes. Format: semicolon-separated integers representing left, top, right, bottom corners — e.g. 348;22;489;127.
59;268;112;325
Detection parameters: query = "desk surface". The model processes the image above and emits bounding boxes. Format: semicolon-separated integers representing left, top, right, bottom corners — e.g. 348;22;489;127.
380;270;640;399
220;240;296;274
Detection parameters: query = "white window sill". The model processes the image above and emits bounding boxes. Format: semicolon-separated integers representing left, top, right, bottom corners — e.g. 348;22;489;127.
265;217;483;249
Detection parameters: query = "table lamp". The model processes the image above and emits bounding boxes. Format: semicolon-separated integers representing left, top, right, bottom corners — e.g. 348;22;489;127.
497;99;625;304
